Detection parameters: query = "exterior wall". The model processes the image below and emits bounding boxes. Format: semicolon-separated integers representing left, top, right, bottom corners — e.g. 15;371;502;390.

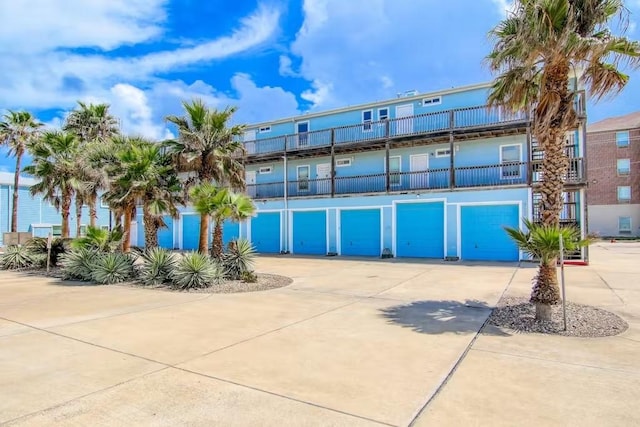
588;204;640;237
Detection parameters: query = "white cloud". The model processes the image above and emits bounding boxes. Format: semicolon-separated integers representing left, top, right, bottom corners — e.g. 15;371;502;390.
278;55;298;77
490;0;516;17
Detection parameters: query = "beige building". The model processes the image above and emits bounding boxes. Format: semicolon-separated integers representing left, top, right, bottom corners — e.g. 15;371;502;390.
586;111;640;237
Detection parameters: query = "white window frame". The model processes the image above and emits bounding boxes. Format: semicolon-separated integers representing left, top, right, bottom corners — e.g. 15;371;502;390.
100;197;109;209
617;158;631;176
258;125;271;133
362;110;373;132
616;131;630;148
422;96;442;107
500;144;522;179
435;148;451;158
297;165;310;192
296;121;310;147
258;166;273;174
618;186;631;202
385;155;402;187
378;108;389;121
335;158;352;167
619;216;632;233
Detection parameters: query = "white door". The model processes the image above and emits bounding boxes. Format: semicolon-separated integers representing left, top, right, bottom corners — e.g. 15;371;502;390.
410;154;429;189
396;104;414;135
316;163;331;194
244;130;256;154
246;171;257;198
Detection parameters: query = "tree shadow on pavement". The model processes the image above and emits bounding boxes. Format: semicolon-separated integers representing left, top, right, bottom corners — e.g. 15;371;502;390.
380;299;510;336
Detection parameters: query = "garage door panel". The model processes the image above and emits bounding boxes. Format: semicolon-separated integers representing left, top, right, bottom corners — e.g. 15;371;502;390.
293;211;326;255
340;209;381;257
222;221;240;249
158;216;174;249
396;202;445;258
461;204;519;261
251;212;281;253
182;215;200;250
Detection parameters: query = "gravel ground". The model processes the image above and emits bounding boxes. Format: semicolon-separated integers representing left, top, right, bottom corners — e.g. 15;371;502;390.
488;296;628;337
117;273;293;294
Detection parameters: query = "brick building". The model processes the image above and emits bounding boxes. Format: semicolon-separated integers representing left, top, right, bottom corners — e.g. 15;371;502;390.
586;111;640;237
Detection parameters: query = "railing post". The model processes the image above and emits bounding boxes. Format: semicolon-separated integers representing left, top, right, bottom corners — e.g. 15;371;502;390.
526;112;533;186
330;129;335;198
449;131;455;188
449;109;455;130
385;117;391;138
385;139;391;193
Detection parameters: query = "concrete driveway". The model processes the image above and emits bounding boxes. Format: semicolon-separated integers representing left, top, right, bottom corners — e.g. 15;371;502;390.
0;257;516;426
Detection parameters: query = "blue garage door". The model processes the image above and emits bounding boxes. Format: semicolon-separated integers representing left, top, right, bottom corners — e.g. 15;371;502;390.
136;218;145;248
293;211;327;255
182;215;200;251
251;212;280;253
396;202;445;258
222;221;240;249
158;216;174;249
340;209;381;256
461;204;519;261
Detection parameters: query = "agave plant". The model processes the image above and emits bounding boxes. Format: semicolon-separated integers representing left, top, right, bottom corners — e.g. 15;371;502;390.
170;252;223;290
71;225;124;253
138;247;177;286
0;245;34;270
25;237;71;267
221;238;256;280
60;248;101;281
91;252;136;285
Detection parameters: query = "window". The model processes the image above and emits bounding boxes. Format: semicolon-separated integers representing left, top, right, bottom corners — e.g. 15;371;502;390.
378;108;389;121
616;131;630;148
296;122;309;147
389;156;401;186
362;110;373;131
617;159;631;176
618;186;631;202
258;166;272;174
619;216;632;233
435;148;451;158
52;225;62;237
258;126;271;133
422;96;442;106
79;225;87;237
297;165;310;192
100;197;109;209
100;225;110;231
500;144;522;178
335;158;352;167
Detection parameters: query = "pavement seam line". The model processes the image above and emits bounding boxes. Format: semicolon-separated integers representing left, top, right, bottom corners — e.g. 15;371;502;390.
405;263;520;427
593;271;626;305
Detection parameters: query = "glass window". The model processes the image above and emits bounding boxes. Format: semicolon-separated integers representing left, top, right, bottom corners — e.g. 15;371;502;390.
618;186;631;201
378;108;389;121
616;131;630;148
389;156;401;186
362;110;373;131
617;159;631;175
501;145;522;178
619;216;632;233
297;166;310;192
52;225;62;237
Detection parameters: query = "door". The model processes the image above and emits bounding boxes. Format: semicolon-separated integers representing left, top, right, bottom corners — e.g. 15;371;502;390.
395;202;444;258
297;165;310;194
340;209;381;256
182;214;201;251
250;212;281;253
296;121;309;147
246;170;257;198
395;104;414;135
410;154;429;189
461;204;519;261
158;216;174;249
293;211;326;255
222;221;240;249
316;163;331;194
244;130;256;154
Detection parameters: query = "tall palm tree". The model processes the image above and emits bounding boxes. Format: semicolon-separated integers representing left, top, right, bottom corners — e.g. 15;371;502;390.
488;0;639;227
104;137;183;251
166;100;246;253
190;183;255;256
505;220;590;320
24;131;81;238
0;111;43;232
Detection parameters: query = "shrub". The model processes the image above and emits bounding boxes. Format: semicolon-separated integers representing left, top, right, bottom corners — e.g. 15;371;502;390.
25;237;71;267
221;239;256;280
0;245;34;270
138;247;176;286
92;252;136;285
170;252;223;290
72;226;124;253
240;270;258;283
60;248;101;281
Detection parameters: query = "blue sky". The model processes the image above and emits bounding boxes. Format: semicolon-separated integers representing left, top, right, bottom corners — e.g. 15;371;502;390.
1;0;640;171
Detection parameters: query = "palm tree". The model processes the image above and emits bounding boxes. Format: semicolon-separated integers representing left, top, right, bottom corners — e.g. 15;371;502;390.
166;100;246;252
505;219;590;321
189;183;255;256
0;111;43;232
487;0;639;227
24;131;81;238
105;137;183;251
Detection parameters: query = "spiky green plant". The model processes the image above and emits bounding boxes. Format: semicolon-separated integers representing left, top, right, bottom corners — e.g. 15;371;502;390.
91;252;136;285
138;247;177;286
25;237;71;267
170;252;223;290
221;238;256;280
60;248;101;281
0;245;34;270
71;225;124;253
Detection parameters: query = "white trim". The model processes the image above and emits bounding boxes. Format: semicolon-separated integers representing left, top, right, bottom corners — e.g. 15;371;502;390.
616;158;631;176
378;107;389;121
295;121;310;148
499;143;523;179
422;96;442;106
392;198;447;259
385;155;402;187
335;158;352;167
362;109;373;132
617;185;632;202
335;206;383;256
296;164;311;192
288;208;329;255
409;153;429;189
100;196;109;209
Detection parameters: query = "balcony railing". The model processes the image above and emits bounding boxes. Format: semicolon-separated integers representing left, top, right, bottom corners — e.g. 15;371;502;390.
246;159;585;199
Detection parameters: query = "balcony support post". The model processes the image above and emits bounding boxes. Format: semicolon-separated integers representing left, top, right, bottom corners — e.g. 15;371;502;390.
385;139;391;193
526;113;533;186
330;129;335;197
449;131;455;188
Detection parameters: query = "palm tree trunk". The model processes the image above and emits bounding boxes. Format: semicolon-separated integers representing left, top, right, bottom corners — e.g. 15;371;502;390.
89;192;98;228
531;260;561;321
11;151;22;232
75;196;83;237
61;191;72;239
143;203;159;249
198;213;209;255
122;205;133;252
211;219;223;258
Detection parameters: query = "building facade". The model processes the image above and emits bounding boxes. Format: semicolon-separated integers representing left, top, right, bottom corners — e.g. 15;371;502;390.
0;172;112;245
586;112;640;237
140;81;588;262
